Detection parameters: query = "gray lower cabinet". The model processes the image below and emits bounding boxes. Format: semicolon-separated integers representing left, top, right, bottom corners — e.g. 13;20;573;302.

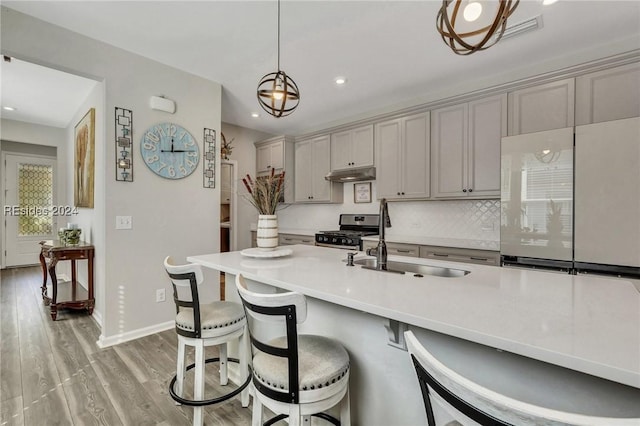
251;231;315;248
362;240;498;266
362;241;420;258
419;245;499;266
279;233;315;246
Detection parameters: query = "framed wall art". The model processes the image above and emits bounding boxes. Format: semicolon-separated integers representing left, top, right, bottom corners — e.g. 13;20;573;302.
354;182;372;203
74;108;95;208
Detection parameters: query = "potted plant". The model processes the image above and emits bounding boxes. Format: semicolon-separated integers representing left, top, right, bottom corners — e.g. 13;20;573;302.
242;169;285;249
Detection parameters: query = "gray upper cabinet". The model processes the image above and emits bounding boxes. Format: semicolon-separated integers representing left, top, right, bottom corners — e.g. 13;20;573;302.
330;125;374;171
508;78;575;135
576;62;640;125
294;135;342;203
254;135;295;203
431;94;506;199
375;112;430;200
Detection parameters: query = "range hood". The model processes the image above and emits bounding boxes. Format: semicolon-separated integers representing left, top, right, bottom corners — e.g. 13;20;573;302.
325;166;376;182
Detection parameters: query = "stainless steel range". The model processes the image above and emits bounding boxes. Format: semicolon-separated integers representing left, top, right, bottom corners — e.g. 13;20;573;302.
315;214;379;250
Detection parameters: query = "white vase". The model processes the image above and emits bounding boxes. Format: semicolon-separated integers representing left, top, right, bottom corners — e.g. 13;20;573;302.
257;214;278;249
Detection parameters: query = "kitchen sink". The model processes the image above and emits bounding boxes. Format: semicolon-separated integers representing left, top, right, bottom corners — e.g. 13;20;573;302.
348;258;470;278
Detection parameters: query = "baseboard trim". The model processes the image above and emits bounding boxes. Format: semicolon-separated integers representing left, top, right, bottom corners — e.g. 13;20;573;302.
97;320;175;348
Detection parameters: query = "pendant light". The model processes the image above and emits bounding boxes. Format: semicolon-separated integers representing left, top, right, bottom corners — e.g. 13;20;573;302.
257;0;300;118
436;0;520;55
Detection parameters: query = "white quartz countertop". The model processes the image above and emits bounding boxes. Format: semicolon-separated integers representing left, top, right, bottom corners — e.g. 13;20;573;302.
362;234;500;251
188;245;640;388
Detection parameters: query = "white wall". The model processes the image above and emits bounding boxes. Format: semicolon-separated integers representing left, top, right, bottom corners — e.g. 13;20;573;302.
220;122;273;249
2;7;223;345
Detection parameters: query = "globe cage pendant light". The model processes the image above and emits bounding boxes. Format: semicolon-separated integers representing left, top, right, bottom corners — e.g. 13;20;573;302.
436;0;520;55
257;0;300;118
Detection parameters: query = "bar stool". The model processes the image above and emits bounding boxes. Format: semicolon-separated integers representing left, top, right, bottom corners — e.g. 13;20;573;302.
164;256;251;426
235;274;351;426
404;331;640;426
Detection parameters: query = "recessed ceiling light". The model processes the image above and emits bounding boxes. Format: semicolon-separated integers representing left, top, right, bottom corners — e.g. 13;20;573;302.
543;0;558;5
334;77;347;85
463;2;482;22
251;112;260;118
2;106;16;111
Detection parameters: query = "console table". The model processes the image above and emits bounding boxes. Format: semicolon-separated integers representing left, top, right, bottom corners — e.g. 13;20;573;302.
39;240;95;320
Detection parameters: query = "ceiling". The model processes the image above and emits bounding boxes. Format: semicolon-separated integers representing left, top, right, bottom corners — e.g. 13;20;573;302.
2;1;640;135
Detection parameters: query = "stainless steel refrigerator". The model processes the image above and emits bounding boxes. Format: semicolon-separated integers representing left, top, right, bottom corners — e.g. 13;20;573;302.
500;117;640;277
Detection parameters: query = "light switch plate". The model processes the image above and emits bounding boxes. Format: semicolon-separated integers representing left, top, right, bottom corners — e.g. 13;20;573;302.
116;216;132;230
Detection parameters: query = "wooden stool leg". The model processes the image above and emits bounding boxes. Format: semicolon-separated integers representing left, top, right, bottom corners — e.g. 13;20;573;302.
175;337;186;404
193;340;205;426
340;386;351;426
240;326;250;407
252;393;263;426
219;342;228;386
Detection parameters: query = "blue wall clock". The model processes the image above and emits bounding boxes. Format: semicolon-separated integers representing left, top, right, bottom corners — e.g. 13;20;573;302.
140;122;200;179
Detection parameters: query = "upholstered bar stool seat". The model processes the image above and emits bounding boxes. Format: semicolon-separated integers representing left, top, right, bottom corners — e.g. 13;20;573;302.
175;302;245;336
253;335;349;400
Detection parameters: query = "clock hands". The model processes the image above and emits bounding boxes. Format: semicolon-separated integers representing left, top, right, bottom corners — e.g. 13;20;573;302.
160;137;196;153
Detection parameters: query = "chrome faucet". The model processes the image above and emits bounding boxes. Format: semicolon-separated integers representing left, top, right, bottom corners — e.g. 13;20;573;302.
366;198;392;271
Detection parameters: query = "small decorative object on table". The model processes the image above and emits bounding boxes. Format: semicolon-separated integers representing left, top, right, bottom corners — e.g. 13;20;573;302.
59;223;82;245
242;169;285;250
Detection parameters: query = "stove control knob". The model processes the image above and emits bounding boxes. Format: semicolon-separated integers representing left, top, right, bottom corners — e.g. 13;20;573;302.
341;238;347;244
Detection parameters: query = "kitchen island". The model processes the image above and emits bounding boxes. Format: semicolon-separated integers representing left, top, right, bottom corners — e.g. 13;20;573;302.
188;245;640;425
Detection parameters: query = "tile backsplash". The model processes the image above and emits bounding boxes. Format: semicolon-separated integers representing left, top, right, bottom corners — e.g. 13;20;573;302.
385;199;500;241
276;183;499;242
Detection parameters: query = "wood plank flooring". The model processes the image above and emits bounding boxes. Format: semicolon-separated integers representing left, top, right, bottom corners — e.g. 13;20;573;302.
0;266;253;426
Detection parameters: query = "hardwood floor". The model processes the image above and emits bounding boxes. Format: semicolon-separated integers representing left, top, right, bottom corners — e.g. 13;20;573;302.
0;266;253;426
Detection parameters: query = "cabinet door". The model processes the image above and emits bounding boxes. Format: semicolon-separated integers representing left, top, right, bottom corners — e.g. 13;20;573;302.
375;119;402;199
351;125;374;168
269;140;284;170
432;104;467;197
402;112;430;199
575;117;640;267
508;78;575;135
311;135;332;201
330;130;352;170
256;144;272;174
576;62;640;125
468;94;506;197
294;140;313;202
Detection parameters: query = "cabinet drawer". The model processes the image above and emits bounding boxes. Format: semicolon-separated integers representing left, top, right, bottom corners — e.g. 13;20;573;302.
419;246;499;266
279;234;315;246
387;243;419;257
362;241;419;257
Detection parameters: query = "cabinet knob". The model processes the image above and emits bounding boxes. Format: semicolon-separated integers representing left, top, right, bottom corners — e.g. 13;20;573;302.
462;189;467;192
468;188;473;192
397;192;400;195
401;192;405;195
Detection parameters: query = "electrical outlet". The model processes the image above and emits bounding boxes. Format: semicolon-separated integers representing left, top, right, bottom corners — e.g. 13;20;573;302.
116;215;133;230
156;288;166;303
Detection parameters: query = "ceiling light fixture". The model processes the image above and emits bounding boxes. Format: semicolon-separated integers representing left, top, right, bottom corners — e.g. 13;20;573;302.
463;2;483;22
542;0;558;5
2;106;16;111
256;0;300;118
436;0;520;55
251;112;260;118
334;77;347;85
